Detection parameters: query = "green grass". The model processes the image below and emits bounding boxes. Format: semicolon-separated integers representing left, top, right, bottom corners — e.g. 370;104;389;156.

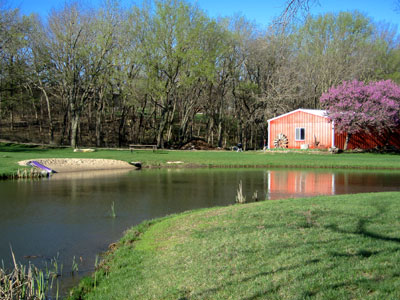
1;142;400;178
68;192;400;299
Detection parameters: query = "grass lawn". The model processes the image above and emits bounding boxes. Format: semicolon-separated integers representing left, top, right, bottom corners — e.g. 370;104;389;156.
1;142;400;178
69;192;400;300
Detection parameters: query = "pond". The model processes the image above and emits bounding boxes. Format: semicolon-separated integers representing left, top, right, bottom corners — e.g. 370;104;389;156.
0;168;399;295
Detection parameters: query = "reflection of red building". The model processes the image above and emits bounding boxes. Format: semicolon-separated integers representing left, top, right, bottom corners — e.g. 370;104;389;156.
267;170;335;200
267;109;400;150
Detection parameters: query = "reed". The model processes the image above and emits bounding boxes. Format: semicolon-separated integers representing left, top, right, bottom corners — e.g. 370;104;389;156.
14;168;47;179
48;253;62;277
111;201;116;218
94;255;99;289
71;256;79;276
235;180;246;204
251;190;258;202
0;250;59;300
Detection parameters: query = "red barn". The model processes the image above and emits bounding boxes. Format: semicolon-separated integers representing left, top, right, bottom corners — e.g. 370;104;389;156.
267;109;400;150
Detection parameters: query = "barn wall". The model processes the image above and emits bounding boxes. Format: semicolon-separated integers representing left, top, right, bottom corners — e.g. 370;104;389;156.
269;111;332;149
335;130;400;150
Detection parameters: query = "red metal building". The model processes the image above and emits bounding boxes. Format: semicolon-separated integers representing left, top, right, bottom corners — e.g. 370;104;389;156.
267;109;400;150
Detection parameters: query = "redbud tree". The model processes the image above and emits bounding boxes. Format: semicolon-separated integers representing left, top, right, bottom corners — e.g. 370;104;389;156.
320;80;400;150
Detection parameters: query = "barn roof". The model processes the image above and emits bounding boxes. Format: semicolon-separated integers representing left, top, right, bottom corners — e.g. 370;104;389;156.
267;109;327;122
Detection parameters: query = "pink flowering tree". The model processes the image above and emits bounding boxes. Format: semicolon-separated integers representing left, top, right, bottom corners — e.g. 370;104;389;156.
320;80;400;150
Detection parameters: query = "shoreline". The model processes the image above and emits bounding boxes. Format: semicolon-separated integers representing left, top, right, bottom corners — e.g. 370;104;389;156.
2;142;400;179
0;157;398;180
18;158;400;174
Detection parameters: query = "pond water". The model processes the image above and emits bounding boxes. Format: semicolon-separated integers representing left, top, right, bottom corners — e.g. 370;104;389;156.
0;168;399;294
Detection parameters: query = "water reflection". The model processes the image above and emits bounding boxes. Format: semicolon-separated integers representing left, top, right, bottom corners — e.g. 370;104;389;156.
267;170;334;200
266;170;400;200
49;169;133;180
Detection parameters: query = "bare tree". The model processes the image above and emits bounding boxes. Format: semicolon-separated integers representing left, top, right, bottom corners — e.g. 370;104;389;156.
45;2;117;148
277;0;318;25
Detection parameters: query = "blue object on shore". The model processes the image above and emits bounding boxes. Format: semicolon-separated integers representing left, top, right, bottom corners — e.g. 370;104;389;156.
27;161;57;174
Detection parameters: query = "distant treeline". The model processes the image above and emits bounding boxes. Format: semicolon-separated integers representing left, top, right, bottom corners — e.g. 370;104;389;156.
0;0;399;149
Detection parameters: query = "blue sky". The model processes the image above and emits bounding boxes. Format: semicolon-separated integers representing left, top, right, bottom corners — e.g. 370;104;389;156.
7;0;400;29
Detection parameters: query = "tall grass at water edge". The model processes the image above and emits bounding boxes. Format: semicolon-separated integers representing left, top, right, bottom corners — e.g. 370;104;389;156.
0;250;60;300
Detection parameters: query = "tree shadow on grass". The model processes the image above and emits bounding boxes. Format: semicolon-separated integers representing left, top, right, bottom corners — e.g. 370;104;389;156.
0;143;49;153
324;204;400;260
330;246;400;259
325;216;400;245
190;259;320;299
243;261;400;300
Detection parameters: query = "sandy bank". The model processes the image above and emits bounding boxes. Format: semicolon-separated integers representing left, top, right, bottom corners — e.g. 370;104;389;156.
18;158;135;173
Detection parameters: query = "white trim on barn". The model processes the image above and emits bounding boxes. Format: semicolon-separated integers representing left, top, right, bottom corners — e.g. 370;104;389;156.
267;108;328;122
267;120;271;149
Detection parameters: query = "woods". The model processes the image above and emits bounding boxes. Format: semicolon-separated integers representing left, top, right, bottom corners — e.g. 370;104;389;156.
1;0;399;149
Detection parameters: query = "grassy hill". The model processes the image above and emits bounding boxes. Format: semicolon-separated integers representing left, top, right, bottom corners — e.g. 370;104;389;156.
69;192;400;300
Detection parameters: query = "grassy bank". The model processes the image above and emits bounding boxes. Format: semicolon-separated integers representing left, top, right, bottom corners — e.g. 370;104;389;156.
69;192;400;299
1;142;400;178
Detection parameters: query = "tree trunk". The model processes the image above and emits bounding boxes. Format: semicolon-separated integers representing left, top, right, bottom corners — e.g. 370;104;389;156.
207;118;214;144
10;109;14;131
60;108;69;145
118;104;128;147
217;120;223;148
95;96;104;147
383;129;393;147
136;96;147;144
95;110;102;147
41;89;55;145
88;101;92;128
179;110;191;145
70;112;80;149
156;109;168;148
344;133;352;151
166;101;176;144
38;97;43;133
